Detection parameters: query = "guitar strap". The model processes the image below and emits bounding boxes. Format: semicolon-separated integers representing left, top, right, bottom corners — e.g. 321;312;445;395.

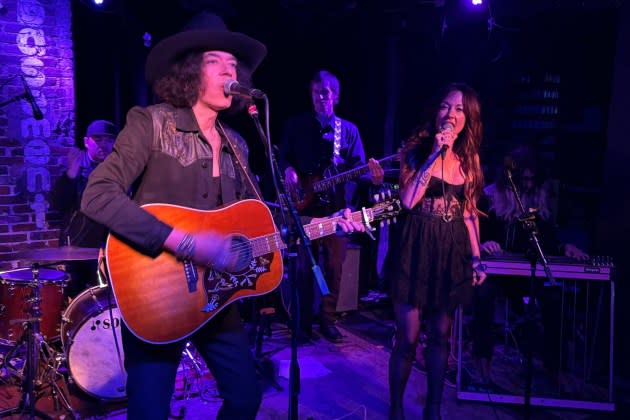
332;116;342;167
217;121;264;202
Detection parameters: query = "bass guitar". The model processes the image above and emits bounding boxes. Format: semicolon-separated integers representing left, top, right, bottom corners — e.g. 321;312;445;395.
288;153;399;211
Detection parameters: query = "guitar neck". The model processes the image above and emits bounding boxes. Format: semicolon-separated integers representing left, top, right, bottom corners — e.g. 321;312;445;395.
313;154;398;193
250;209;369;257
302;209;367;240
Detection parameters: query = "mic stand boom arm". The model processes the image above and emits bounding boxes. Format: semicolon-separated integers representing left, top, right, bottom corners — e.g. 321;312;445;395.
504;167;555;285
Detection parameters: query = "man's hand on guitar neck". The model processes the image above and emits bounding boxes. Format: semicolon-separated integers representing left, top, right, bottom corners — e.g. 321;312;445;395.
368;158;384;186
164;229;240;272
311;208;366;235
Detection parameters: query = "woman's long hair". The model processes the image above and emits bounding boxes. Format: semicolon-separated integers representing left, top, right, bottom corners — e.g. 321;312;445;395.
401;82;485;214
152;50;253;111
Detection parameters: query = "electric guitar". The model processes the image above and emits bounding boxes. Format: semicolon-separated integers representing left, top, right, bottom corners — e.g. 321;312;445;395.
105;198;401;344
287;153;399;211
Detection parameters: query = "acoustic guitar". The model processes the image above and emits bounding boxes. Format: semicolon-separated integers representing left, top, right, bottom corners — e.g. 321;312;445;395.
105;198;401;344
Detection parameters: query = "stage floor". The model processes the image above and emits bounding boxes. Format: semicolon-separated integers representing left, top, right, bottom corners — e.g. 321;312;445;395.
0;305;625;419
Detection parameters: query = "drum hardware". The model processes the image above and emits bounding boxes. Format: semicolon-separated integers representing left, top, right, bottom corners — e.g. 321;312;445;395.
0;264;78;419
172;342;221;405
0;268;66;346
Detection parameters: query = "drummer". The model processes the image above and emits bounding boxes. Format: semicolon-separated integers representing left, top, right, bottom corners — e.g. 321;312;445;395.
49;120;118;299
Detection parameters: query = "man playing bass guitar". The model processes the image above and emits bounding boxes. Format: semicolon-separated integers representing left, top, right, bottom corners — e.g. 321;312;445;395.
279;69;385;343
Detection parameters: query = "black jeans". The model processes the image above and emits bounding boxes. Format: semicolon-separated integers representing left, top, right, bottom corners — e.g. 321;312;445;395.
122;304;261;419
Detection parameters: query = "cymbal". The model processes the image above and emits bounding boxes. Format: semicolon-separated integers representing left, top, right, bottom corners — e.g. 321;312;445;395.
0;267;68;282
16;246;100;261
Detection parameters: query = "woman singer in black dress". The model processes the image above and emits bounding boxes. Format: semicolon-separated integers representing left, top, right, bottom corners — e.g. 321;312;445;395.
387;82;487;420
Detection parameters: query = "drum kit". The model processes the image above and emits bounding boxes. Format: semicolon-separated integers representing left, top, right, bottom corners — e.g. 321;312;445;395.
0;246;125;419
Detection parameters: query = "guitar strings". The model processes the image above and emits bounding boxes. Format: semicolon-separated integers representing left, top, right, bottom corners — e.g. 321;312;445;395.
212;214;357;256
215;204;390;257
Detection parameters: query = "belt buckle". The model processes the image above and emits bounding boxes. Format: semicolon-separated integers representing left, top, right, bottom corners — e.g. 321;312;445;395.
441;213;453;223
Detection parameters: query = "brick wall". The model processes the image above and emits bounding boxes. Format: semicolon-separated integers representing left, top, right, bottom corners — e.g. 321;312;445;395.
0;0;74;271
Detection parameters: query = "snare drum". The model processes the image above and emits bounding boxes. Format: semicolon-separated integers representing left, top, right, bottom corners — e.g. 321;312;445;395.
0;267;66;344
61;286;126;400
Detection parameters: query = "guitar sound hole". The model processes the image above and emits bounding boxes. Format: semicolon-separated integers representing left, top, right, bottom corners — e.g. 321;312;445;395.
230;235;253;272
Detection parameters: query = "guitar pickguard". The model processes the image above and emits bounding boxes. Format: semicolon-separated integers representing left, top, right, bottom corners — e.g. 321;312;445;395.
202;253;275;312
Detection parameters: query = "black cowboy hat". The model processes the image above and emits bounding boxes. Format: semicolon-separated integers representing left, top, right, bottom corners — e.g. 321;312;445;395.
145;12;267;83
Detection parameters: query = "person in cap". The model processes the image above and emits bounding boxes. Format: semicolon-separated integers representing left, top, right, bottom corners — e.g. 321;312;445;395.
50;119;118;299
80;12;364;419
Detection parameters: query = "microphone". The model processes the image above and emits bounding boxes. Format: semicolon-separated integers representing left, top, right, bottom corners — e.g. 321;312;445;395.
224;79;266;99
20;75;43;120
439;122;454;158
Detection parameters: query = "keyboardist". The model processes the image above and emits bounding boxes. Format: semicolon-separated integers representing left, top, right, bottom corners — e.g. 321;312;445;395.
470;145;589;390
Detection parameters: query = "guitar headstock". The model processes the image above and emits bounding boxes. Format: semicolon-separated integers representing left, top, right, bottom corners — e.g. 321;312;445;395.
363;197;402;227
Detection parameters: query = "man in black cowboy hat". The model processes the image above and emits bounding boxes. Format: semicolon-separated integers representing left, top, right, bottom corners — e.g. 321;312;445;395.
81;12;364;420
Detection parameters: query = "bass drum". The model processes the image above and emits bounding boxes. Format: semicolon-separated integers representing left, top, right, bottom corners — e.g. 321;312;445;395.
61;286;127;400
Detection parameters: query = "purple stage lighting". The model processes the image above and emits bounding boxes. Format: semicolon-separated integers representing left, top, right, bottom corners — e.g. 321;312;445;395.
472;0;483;5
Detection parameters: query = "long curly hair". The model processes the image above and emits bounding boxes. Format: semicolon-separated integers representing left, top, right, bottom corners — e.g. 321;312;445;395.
152;50;253;111
401;82;484;214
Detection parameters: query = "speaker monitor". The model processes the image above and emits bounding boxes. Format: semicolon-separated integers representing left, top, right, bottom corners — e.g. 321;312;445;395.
336;244;360;312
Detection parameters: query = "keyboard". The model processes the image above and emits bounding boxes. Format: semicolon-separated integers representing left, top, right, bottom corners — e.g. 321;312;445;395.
483;254;614;281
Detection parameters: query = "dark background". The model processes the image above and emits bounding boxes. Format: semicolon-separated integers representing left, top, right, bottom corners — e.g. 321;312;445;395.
72;0;617;196
70;0;628;382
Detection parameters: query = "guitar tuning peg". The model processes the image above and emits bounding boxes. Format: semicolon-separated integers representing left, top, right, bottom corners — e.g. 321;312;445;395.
386;189;392;198
373;193;380;203
392;216;397;224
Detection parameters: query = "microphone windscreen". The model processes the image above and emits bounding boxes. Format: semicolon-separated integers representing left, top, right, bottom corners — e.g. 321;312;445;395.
224;79;238;96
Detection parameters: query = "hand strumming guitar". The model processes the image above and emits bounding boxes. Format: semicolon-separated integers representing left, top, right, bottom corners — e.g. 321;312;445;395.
164;229;240;272
164;207;365;273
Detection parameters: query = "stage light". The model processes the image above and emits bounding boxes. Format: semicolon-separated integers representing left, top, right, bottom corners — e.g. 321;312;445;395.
472;0;483;5
93;0;104;6
143;32;152;48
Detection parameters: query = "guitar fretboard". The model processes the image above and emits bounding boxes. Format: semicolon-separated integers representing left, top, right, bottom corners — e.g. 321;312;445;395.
313;154;398;193
249;209;372;257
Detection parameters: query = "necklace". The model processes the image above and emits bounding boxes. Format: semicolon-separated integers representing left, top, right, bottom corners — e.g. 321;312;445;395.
440;158;453;223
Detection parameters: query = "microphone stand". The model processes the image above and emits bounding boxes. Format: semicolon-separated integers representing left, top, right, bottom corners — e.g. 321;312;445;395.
504;165;555;419
0;93;25;108
248;98;327;420
0;75;41;119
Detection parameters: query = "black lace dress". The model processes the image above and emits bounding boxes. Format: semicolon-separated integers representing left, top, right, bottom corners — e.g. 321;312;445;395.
387;176;474;311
